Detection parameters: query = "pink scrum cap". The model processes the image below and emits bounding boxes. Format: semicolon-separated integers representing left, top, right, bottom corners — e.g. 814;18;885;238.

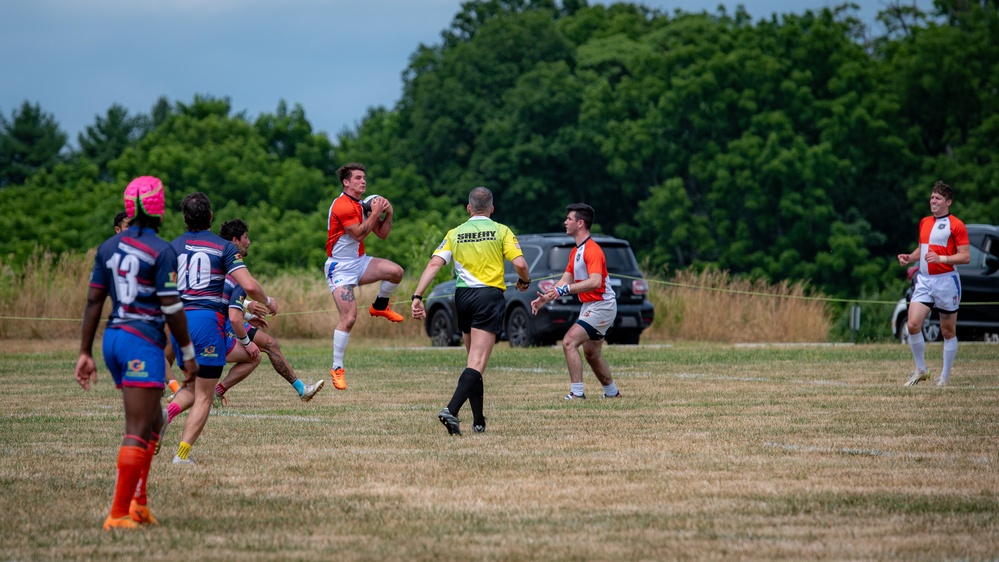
123;176;165;219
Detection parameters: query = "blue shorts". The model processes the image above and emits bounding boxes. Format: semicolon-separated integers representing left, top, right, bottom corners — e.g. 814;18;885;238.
103;328;166;389
224;319;258;355
171;309;227;367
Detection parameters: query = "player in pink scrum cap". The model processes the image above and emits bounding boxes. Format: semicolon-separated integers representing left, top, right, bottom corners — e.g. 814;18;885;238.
75;176;199;530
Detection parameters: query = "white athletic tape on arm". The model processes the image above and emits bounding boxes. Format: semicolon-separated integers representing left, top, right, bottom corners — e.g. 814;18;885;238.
161;301;184;315
180;343;196;362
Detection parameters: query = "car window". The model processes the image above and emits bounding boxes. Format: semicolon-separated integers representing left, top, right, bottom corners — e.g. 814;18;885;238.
603;245;638;273
968;244;987;268
506;244;543;275
548;246;574;272
963;235;998;269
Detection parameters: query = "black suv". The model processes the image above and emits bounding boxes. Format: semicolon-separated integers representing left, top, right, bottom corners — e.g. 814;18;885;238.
423;233;655;347
890;223;999;342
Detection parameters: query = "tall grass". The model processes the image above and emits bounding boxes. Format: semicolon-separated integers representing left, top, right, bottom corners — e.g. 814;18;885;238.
0;248;831;342
0;248;99;339
647;268;830;342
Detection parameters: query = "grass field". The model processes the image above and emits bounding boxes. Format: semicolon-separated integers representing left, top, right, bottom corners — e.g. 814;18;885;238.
1;338;997;561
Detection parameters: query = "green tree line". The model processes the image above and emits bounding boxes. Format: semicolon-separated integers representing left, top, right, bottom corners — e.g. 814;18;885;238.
1;0;997;300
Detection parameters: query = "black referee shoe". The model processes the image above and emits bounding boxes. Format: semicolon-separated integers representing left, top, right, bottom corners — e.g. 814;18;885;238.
438;408;461;435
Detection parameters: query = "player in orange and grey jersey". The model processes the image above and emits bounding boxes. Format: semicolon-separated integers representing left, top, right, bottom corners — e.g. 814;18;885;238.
323;162;405;391
532;203;622;400
897;181;971;387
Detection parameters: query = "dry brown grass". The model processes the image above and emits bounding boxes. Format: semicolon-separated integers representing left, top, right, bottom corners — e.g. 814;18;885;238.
647;269;830;343
0;248;99;339
0;249;423;341
0;341;996;560
255;272;425;341
2;249;831;345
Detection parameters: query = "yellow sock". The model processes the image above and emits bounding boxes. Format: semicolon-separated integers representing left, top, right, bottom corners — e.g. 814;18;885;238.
168;380;180;393
176;441;191;460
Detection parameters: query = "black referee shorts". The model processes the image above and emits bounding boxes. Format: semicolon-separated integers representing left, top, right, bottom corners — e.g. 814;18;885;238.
455;287;505;336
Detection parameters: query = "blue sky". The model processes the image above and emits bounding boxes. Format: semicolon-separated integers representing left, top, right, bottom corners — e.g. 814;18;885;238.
0;0;887;146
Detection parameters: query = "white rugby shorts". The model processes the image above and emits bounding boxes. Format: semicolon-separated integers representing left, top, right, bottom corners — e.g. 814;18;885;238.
910;272;961;313
325;254;373;291
577;299;617;337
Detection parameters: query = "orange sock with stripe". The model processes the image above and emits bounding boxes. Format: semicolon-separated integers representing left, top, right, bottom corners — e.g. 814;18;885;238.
133;435;158;506
110;442;148;518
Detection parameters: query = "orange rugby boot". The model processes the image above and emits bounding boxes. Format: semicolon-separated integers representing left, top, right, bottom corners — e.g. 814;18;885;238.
331;367;346;391
103;515;139;531
129;500;158;525
369;304;404;323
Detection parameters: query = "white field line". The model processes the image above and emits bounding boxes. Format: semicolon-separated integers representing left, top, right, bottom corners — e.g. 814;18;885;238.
209;411;324;422
764;441;992;465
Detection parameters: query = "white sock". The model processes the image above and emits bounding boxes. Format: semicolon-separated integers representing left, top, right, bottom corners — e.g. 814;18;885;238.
941;337;957;380
378;281;399;299
908;331;927;372
602;382;619;397
570;382;584;397
332;329;350;369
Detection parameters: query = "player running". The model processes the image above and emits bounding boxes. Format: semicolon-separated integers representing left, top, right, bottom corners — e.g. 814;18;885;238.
897;181;971;387
165;192;278;464
211;219;325;404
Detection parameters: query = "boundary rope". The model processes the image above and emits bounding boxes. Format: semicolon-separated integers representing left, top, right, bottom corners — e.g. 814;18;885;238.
2;273;996;323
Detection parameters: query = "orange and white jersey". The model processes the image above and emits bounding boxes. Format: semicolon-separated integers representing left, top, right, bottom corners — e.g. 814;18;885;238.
567;237;615;303
326;192;365;261
919;214;968;277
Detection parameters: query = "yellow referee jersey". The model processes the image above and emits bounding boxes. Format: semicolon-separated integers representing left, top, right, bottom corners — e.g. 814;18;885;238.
432;216;523;290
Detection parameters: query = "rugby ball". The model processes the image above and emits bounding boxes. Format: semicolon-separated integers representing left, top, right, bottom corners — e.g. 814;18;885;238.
361;195;380;216
361;194;381;217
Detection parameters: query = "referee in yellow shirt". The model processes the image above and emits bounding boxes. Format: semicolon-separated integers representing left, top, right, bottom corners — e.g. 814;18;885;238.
411;186;530;435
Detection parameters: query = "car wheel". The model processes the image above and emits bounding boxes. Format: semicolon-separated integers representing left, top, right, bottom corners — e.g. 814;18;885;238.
922;319;942;342
429;308;457;347
506;306;537;348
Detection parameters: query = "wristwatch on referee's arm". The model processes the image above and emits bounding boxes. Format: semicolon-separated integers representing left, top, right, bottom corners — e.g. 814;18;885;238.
515;277;530;291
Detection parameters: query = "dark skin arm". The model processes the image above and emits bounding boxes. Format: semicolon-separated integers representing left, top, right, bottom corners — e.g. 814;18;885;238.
74;291;199;389
74;286;108;390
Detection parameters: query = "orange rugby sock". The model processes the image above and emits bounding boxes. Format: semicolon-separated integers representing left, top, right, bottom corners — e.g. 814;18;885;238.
133;439;157;506
110;445;147;518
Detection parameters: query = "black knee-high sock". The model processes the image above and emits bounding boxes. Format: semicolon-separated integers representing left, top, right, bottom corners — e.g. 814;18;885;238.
468;371;485;425
447;368;481;417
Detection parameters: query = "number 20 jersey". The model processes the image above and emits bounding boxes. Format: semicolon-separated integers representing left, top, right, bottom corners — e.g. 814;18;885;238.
89;225;180;348
171;230;247;315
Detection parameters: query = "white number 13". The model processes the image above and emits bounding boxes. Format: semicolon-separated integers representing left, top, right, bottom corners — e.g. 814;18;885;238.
106;253;140;304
